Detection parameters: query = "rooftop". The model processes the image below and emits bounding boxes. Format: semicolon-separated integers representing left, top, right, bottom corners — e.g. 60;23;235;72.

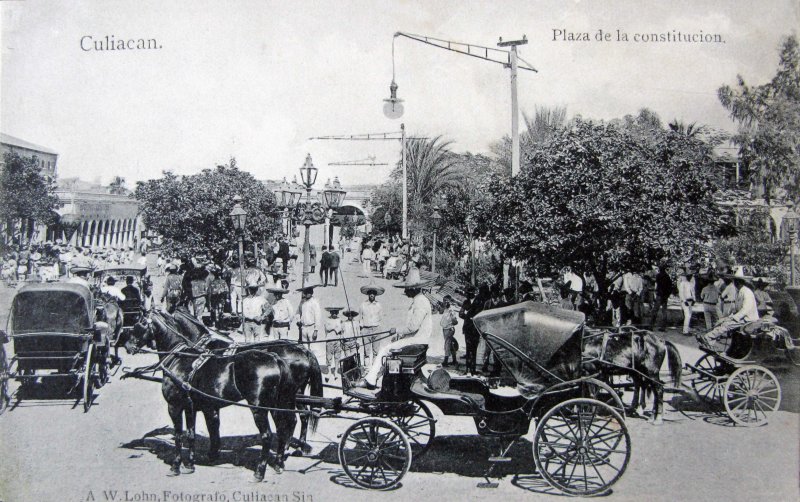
0;132;58;155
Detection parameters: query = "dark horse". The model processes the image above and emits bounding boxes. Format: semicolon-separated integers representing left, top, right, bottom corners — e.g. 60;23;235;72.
125;311;299;480
171;307;323;452
581;327;682;424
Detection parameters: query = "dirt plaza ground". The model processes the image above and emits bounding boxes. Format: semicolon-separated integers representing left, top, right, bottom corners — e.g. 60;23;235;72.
0;249;798;502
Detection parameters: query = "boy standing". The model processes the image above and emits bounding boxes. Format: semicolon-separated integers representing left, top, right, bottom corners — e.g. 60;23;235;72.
440;295;459;368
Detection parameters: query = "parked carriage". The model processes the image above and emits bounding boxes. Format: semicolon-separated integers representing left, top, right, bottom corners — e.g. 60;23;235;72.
334;301;631;496
685;320;794;426
0;283;109;413
94;265;150;333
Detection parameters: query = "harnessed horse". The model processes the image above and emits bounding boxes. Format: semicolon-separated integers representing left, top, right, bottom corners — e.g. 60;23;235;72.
126;311;299;480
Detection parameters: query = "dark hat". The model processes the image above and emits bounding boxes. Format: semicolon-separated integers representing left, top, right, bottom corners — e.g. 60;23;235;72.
267;286;289;295
325;307;343;314
342;310;359;319
360;284;385;295
105;277;117;285
296;283;321;293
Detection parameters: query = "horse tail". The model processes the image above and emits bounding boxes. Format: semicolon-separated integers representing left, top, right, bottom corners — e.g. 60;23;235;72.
306;353;323;433
665;340;682;387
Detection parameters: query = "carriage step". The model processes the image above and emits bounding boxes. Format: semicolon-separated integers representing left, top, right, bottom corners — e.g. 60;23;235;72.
488;456;511;462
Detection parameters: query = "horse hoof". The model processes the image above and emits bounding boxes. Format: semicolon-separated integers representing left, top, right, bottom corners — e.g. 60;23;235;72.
253;472;264;482
273;465;284;474
291;449;304;457
182;465;195;474
169;467;181;477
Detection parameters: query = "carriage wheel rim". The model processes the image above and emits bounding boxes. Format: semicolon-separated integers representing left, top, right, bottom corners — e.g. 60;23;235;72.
533;398;631;496
723;366;781;426
338;418;411;490
82;344;94;412
692;354;724;404
389;400;435;457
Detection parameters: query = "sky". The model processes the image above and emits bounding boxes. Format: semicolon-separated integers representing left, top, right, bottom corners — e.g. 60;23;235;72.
1;0;798;187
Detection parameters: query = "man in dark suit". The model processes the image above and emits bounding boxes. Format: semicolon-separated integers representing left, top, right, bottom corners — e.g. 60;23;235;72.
277;235;291;274
319;246;330;286
327;245;340;286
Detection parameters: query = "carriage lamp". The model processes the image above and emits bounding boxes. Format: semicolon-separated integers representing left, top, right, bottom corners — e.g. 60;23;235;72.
784;208;799;286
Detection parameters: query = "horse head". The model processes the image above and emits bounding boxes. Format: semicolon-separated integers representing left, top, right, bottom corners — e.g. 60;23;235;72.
126;314;155;355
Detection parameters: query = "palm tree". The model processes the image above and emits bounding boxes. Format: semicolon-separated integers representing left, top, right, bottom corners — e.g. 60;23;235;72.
392;136;463;204
109;176;128;195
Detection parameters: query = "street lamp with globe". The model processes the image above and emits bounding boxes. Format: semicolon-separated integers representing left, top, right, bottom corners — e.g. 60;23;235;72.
229;196;248;322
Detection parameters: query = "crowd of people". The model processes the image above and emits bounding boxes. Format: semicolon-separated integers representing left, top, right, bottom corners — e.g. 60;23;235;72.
1;240;149;285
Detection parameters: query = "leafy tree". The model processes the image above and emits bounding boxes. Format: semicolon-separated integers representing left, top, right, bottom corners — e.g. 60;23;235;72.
0;151;62;244
713;208;787;279
135;161;279;263
718;35;800;203
477;118;723;299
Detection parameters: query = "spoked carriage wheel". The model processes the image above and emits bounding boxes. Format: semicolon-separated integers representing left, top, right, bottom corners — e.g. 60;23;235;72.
0;348;9;416
581;378;626;418
533;398;630;497
82;344;95;412
691;354;725;405
785;342;800;368
723;365;781;427
387;399;436;458
338;417;412;490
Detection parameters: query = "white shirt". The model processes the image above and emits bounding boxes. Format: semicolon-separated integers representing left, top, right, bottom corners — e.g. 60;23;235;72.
272;298;294;323
622;272;643;295
101;284;126;301
732;286;759;323
295;297;323;333
563;271;583;293
678;277;695;303
324;317;342;339
399;293;433;340
362;248;375;261
359;300;383;327
242;295;270;321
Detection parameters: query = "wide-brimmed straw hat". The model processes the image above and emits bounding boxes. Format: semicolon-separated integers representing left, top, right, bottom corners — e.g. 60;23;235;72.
342;310;359;319
267;286;289;295
296;283;321;293
325;307;344;314
360;283;385;295
393;268;431;289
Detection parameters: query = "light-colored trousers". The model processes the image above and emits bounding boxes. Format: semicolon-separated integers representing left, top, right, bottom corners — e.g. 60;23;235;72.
365;334;425;385
681;303;693;334
243;321;264;342
703;304;722;330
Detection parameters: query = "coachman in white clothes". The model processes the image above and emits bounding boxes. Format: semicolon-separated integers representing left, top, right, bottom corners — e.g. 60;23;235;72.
358;268;432;389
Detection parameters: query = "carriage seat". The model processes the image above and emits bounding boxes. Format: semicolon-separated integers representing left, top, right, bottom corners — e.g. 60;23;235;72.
410;369;486;409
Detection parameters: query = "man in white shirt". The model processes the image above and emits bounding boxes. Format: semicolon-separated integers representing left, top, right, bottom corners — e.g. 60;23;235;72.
358;284;385;363
100;277;126;301
295;285;324;363
703;271;759;345
622;272;644;322
361;246;375;278
358;269;432;389
677;270;696;336
562;266;583;307
241;282;270;342
267;282;293;340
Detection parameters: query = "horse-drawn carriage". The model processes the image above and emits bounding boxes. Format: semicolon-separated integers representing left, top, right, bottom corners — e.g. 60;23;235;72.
124;302;631;496
94;265;150;333
0;283;110;413
334;301;631;495
685;320;793;426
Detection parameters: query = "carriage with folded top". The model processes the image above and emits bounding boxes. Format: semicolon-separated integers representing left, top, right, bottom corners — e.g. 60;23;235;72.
334;301;631;496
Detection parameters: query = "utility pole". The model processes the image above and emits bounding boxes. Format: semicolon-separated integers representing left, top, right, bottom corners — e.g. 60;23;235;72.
498;36;527;177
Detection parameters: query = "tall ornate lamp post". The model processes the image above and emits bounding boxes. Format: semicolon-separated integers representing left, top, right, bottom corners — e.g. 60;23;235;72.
286;154;347;288
784;208;799;286
229;196;248;322
431;206;442;274
466;217;476;286
323;177;346;249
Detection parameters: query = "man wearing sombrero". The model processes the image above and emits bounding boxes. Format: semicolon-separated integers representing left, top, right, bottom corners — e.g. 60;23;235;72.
702;268;759;346
294;283;323;346
358;284;385;363
242;277;270;342
357;268;432;389
267;281;293;340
